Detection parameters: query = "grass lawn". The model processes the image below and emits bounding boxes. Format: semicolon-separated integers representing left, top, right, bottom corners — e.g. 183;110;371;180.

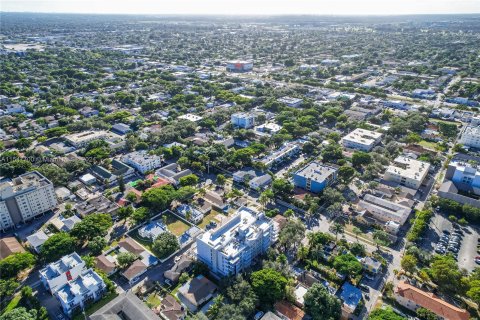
131;232;154;252
146;293;162;308
1;294;22;315
418;140;438;150
72;292;118;320
430;118;461;125
163;212;190;236
198;211;222;229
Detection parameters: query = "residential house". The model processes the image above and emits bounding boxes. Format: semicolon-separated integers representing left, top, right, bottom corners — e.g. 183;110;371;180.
164;256;193;284
274;301;305;320
176;204;204;224
95;254;117;276
361;257;382;274
158;295;186;320
394;281;470;320
177;275;218;312
339;282;362;319
26;230;49;253
91;291;161;320
156;163;192;186
111;123;132;135
0;237;25;259
204;190;228;212
122;260;148;285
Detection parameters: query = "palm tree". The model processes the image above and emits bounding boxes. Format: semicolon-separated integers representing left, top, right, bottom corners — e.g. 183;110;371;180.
331;223;344;241
373;229;391;251
162;215;167;226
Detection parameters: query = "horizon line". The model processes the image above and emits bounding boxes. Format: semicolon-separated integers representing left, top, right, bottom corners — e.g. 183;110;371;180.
2;11;480;16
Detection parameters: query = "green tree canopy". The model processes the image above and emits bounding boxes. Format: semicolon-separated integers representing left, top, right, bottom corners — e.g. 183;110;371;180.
304;283;342;320
71;213;112;242
250;268;287;305
0;252;36;278
152;232;179;259
40;232;76;263
333;253;363;277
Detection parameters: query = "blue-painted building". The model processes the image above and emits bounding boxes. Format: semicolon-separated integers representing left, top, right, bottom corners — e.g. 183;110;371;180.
292;161;338;193
339;282;362;315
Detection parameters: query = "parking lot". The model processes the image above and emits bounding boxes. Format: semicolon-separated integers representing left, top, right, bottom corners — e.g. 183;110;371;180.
422;212;479;272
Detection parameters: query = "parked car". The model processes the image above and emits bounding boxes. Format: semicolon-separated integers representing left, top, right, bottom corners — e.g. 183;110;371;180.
254;311;264;320
359;284;370;292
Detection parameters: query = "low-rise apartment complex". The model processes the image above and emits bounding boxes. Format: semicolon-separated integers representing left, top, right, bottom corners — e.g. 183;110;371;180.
293;162;338;193
459;125;480;149
383;156;430;189
123;151;162;174
341;128;382;151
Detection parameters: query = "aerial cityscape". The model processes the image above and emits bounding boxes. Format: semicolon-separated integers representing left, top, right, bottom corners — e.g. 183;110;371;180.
0;5;480;320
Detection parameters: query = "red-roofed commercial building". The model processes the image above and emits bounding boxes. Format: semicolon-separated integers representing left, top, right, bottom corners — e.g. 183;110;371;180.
394;281;470;320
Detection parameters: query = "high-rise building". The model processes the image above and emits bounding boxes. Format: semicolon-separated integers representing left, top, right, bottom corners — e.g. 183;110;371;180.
196;207;275;277
0;171;57;230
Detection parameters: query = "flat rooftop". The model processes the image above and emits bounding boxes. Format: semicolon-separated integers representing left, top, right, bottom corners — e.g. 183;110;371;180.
342;128;382;145
199;207;272;258
40;252;83;280
386;156;430;180
295;161;337;183
0;171;52;199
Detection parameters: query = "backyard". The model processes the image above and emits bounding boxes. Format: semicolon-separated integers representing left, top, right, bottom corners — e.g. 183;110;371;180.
163;212;190;236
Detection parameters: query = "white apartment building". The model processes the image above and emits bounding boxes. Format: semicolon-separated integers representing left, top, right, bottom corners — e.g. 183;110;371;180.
226;60;253;72
178;113;203;122
196;207;275;277
56;269;106;317
65;131;108;148
384;156;430;190
123;151;162;174
40;252;86;294
358;194;412;225
231;112;256;129
278;96;303;108
260;143;300;168
459;126;480;149
341;128;383;151
0;171;57;230
65;130;125;149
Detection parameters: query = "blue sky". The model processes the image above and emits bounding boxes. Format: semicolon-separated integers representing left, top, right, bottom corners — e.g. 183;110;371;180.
2;0;480;15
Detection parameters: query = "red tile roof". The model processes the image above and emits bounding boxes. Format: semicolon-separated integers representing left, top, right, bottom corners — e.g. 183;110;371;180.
274;301;305;320
395;281;470;320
